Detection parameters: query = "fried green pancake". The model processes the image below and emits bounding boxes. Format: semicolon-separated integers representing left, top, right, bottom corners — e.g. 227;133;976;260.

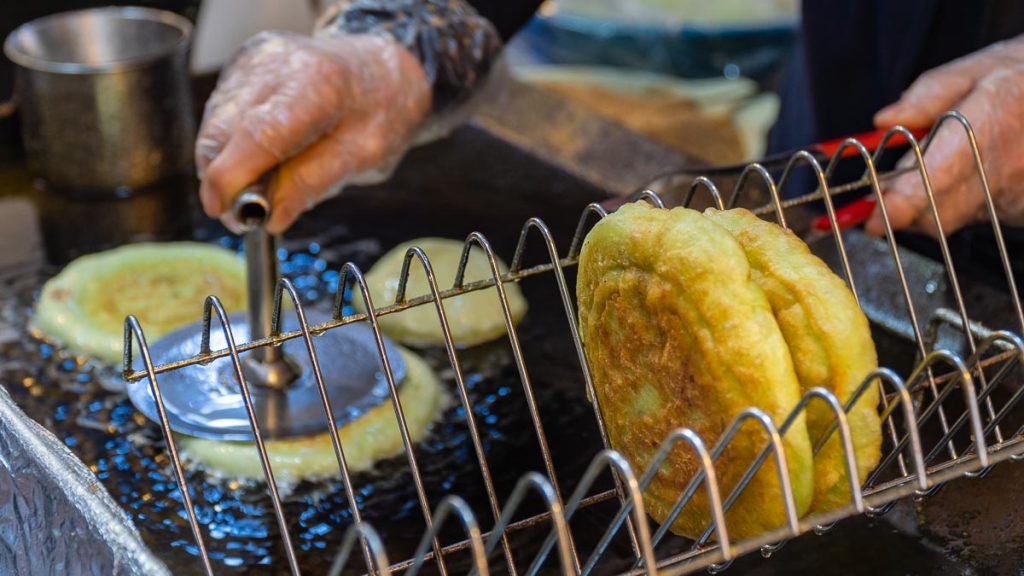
180;347;446;485
34;242;246;364
356;238;528;347
704;208;881;513
577;202;814;540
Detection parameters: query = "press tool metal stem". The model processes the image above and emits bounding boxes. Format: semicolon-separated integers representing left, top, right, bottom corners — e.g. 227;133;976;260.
127;177;406;441
234;183;300;389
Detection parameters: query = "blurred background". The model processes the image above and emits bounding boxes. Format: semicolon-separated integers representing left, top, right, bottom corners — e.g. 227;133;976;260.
507;0;798;163
0;0;799;165
0;0;799;265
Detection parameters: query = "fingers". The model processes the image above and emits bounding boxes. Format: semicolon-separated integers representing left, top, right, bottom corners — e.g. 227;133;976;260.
198;127;280;218
194;32;432;234
865;80;1001;238
864;38;1024;238
196;35;353;217
864;130;977;238
863;159;925;236
873;71;974;129
874;38;1024;129
265;117;402;234
195;76;278;176
257;38;431;233
194;33;292;176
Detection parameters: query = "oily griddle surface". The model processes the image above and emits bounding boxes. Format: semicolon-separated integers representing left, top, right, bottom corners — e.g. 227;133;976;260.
2;187;1023;574
0;231;606;575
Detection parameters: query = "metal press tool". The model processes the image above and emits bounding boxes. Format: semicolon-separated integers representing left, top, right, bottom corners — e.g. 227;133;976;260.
126;178;406;440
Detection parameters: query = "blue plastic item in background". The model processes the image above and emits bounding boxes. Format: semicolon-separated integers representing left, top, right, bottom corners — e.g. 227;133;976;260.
515;10;798;84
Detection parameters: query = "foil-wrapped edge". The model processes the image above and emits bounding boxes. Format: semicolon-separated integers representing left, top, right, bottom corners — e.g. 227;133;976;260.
0;385;170;576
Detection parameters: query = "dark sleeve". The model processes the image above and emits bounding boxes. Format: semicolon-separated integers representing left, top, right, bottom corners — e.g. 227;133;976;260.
771;0;1024;153
465;0;545;42
319;0;541;114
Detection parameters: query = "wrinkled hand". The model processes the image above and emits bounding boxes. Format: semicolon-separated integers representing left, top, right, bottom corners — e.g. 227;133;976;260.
196;31;431;234
867;35;1024;237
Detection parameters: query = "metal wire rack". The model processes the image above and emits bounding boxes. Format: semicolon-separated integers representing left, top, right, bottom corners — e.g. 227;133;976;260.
120;111;1024;575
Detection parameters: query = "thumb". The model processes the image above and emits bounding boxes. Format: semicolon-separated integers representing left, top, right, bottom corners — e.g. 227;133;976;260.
873;44;1016;128
875;71;974;129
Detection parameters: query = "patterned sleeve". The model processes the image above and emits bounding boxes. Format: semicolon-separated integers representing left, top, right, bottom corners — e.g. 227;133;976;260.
316;0;505;114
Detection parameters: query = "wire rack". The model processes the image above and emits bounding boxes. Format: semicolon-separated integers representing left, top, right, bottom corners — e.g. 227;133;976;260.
120;111;1024;576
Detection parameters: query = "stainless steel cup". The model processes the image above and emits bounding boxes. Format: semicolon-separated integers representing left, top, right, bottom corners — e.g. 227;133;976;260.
3;7;194;193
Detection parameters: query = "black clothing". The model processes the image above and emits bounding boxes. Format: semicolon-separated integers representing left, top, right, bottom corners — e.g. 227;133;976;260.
468;0;542;42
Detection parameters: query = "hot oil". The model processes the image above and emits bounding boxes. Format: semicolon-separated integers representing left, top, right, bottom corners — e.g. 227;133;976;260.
0;232;603;576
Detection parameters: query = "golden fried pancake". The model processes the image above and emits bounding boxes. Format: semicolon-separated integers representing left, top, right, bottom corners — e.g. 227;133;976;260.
180;347;446;486
704;208;881;513
577;202;813;540
34;242;246;364
357;238;528;347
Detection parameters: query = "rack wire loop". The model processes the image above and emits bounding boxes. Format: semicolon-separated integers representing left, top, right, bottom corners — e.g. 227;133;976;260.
921;332;1024;469
567;202;608;260
513;215;647;558
776;151;857;298
409;496;488;576
727;163;786;228
694;408;800;547
457;232;581;571
933;111;1024;334
394;245;519;574
628;428;731;566
121;316;215;576
271;276;378;572
327;522;391;576
548;450;657;575
875;125;1005;445
681;176;724;210
638;188;667;208
201;295;301;576
801;388;864;513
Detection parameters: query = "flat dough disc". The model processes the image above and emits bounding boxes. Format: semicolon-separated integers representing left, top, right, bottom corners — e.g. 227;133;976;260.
180;346;446;486
705;208;881;513
357;238;528;347
577;202;813;539
34;242;246;364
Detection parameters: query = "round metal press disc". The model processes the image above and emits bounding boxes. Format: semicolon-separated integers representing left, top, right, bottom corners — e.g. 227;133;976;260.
127;309;407;441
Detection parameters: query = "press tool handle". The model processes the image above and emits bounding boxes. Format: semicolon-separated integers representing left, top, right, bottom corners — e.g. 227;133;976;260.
233;188;272;232
232;174;297;389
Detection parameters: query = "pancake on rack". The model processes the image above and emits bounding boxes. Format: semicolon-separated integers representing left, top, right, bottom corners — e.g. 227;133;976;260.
356;237;528;347
33;242;246;364
704;207;880;514
576;202;815;540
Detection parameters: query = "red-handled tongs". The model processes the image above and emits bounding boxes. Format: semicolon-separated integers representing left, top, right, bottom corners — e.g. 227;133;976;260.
689;126;929;178
703;126;930;230
806;127;930;231
608;126;931;231
602;125;933;226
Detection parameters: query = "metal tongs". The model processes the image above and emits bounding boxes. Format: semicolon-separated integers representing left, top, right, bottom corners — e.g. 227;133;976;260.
127;178;407;441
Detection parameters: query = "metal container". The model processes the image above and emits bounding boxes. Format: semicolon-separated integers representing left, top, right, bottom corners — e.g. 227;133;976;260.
3;7;194;193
